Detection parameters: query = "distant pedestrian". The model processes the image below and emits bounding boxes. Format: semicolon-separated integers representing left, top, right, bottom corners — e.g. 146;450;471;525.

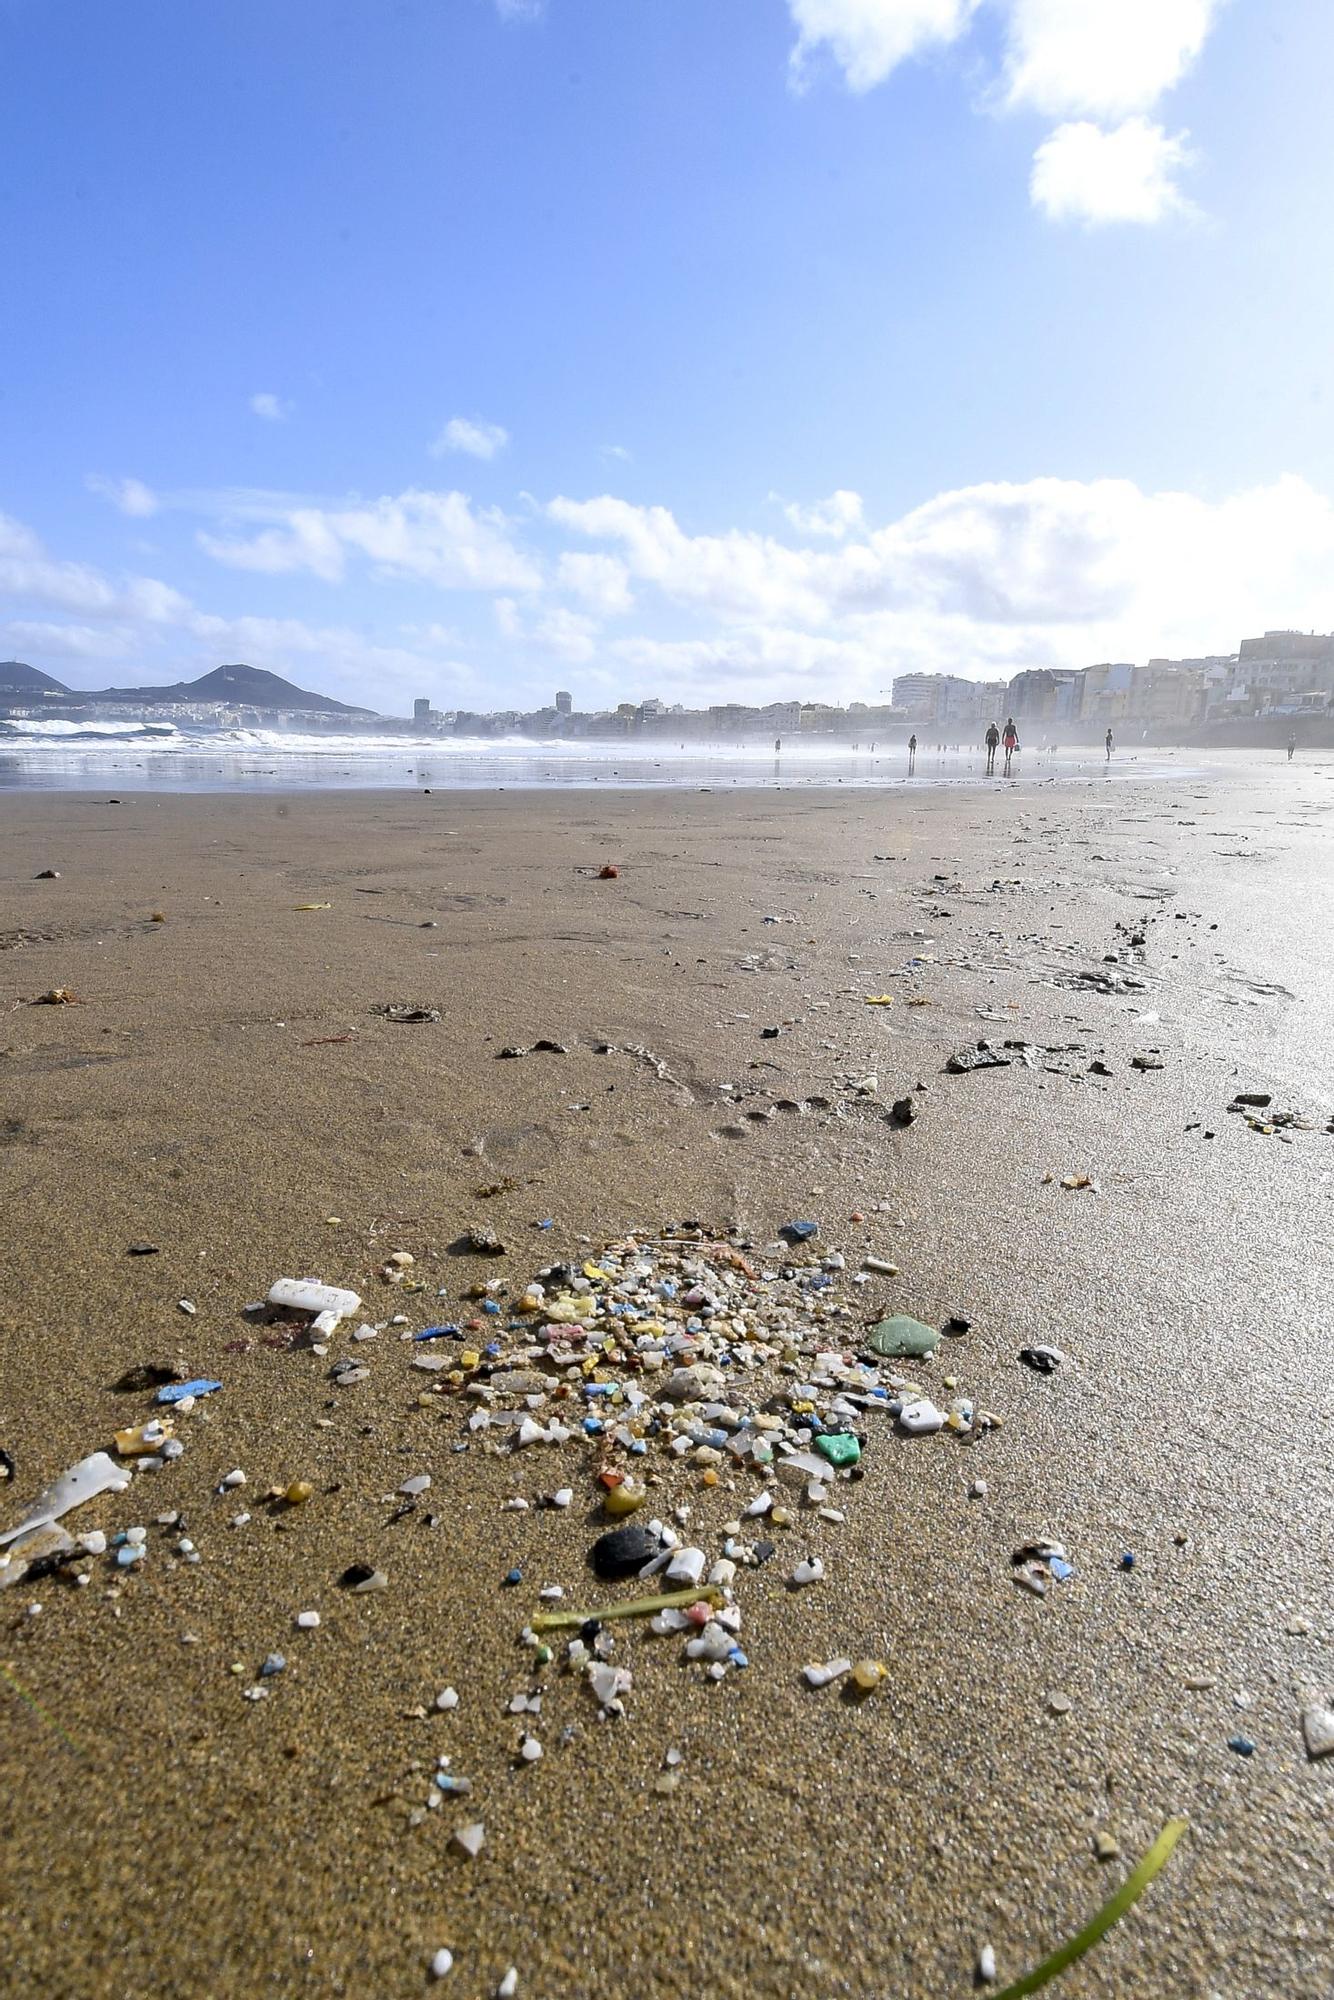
1002;717;1019;777
985;721;1000;775
907;733;917;774
1105;728;1114;762
1287;734;1296;762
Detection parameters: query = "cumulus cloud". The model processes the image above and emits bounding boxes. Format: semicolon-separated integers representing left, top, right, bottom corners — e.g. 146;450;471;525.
777;489;865;538
786;0;1222;224
86;473;159;518
1003;0;1221;121
546;473;1334;686
431;416;509;461
199;488;541;593
15;471;1334;711
1030;118;1195;225
601;444;633;464
787;0;981;94
250;392;292;422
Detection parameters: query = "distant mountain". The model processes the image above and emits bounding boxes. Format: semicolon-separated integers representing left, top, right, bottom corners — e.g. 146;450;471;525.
89;664;374;716
0;660;70;698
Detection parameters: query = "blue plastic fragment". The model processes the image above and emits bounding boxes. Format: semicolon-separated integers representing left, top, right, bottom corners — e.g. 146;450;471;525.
260;1652;286;1677
156;1378;222;1404
502;1567;522;1587
784;1220;819;1240
483;1300;502;1316
537;1219;553;1230
583;1417;604;1435
414;1324;459;1343
1049;1557;1075;1582
1119;1551;1136;1570
1227;1734;1256;1757
729;1647;750;1668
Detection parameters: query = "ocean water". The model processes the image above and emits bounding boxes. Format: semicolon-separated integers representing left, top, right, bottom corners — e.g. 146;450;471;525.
0;719;1195;792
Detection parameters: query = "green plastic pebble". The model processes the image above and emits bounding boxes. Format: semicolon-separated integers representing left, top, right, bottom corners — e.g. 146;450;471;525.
867;1315;940;1359
815;1433;861;1468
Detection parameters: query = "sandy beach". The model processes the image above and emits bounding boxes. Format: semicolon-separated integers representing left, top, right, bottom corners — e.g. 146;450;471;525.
1;767;1331;2000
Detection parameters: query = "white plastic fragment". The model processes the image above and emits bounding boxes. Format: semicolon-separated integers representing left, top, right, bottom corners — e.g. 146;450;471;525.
977;1943;997;1984
436;1687;460;1711
267;1278;361;1321
743;1491;773;1518
520;1735;543;1762
497;1971;518;2000
898;1399;945;1435
296;1610;321;1629
789;1557;825;1587
665;1546;706;1586
219;1468;246;1490
452;1821;485;1859
399;1474;431;1497
430;1948;454;1979
803;1658;852;1689
551;1488;573;1508
0;1451;132;1547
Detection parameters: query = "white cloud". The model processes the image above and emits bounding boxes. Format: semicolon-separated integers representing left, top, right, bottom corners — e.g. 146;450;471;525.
495;0;543;19
16;470;1334;711
787;0;981;93
1030;118;1194;225
431;416;509;461
786;0;1222;226
545;473;1334;693
601;444;633;464
1004;0;1221;121
778;489;865;538
86;473;159;518
556;551;634;615
250;392;292;422
199;488;541;593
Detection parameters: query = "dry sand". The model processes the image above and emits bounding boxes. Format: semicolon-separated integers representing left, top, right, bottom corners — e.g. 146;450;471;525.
1;770;1331;2000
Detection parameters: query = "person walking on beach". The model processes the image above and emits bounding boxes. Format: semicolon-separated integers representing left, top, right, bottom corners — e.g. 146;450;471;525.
907;733;917;774
1105;727;1114;762
1287;734;1296;762
985;721;1000;775
1002;717;1019;777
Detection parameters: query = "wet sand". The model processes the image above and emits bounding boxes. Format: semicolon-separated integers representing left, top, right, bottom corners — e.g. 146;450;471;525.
1;770;1331;2000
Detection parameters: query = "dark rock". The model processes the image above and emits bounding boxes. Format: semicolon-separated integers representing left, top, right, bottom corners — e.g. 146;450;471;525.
890;1096;916;1125
590;1524;661;1579
126;1242;160;1256
945;1045;1010;1074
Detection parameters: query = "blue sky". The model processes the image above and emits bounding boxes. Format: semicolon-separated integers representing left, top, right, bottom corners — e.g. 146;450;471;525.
5;0;1334;712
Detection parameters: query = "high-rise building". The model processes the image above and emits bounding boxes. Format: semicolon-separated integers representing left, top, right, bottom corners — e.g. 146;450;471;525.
555;689;572;715
413;697;432;722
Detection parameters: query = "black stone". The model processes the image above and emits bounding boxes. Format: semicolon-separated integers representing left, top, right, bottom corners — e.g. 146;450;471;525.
590;1524;660;1579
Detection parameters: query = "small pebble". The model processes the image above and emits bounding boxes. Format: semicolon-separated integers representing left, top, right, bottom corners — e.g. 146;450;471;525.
452;1821;485;1859
430;1948;454;1979
497;1971;518;2000
1047;1692;1072;1716
296;1610;321;1629
1227;1734;1255;1757
1093;1831;1121;1862
436;1687;460;1711
977;1943;997;1984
